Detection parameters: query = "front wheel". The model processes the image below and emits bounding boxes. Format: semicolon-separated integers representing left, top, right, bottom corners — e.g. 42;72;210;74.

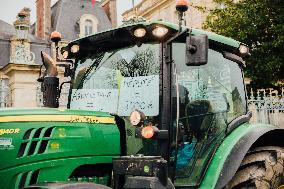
225;146;284;189
24;182;112;189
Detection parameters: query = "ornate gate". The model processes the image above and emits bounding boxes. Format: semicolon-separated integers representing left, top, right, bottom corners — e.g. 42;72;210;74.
248;88;284;127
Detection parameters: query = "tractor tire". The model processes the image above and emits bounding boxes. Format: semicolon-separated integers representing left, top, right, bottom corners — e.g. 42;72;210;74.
225;146;284;189
24;182;112;189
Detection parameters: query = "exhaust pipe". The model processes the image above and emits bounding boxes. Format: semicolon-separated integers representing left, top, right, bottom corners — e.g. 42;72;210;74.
42;51;58;77
40;51;59;108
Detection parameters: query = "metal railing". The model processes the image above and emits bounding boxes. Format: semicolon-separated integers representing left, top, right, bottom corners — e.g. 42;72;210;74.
248;88;284;127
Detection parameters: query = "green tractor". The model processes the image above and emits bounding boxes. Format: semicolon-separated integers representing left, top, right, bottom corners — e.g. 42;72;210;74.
1;7;284;189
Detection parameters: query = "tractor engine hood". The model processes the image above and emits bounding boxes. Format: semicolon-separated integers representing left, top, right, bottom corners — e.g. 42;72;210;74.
0;108;120;171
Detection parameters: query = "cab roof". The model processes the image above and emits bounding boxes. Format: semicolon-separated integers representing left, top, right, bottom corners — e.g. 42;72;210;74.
70;20;240;48
66;20;242;59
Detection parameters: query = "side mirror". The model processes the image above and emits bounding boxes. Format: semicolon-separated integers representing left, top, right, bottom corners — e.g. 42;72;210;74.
186;34;209;66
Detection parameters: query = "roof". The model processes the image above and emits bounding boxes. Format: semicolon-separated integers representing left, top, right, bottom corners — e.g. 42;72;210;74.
50;0;112;40
0;20;49;68
29;0;112;41
0;0;111;67
0;39;10;68
0;20;46;42
0;20;16;39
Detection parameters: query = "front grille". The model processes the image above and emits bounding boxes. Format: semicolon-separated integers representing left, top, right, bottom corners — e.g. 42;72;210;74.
68;176;109;185
17;169;40;188
17;127;55;158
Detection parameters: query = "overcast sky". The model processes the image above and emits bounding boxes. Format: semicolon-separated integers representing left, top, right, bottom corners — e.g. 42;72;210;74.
0;0;140;25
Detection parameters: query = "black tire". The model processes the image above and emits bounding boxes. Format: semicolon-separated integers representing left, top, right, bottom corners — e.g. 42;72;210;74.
24;182;112;189
225;146;284;189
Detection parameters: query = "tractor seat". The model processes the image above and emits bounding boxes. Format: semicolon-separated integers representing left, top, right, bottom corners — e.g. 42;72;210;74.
185;100;213;141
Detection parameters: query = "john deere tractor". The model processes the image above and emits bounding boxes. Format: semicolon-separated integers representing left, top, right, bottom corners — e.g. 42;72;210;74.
1;4;284;189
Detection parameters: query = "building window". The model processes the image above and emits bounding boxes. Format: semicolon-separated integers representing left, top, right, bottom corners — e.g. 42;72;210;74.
79;14;99;38
85;19;93;36
0;79;10;107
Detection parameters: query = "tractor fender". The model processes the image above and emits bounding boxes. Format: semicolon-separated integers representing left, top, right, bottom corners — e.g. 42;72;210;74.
199;123;284;189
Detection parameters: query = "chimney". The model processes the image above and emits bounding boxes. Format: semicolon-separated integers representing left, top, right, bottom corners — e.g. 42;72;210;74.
35;0;51;41
101;0;117;28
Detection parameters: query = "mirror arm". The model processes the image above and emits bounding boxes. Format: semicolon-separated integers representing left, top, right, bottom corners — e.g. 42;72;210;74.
55;45;74;64
222;52;246;68
58;80;71;98
166;28;189;44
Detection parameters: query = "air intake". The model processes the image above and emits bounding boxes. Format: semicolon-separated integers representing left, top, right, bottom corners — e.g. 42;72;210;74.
17;169;40;188
17;127;55;158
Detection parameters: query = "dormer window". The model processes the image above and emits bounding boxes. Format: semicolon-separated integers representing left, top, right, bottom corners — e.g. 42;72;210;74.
79;14;99;37
85;19;93;36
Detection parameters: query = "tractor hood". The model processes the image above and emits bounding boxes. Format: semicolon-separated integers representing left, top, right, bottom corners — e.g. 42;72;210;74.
0;108;115;123
0;108;120;171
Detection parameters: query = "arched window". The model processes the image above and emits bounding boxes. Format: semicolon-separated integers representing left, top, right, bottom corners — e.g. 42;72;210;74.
79;14;99;38
85;19;93;36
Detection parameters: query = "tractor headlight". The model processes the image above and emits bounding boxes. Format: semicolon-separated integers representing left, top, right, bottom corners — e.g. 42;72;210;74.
239;44;249;55
71;44;80;53
134;28;147;38
141;126;155;139
130;110;145;126
152;26;169;38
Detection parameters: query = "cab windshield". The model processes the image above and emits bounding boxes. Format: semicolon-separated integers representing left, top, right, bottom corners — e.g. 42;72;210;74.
70;43;160;155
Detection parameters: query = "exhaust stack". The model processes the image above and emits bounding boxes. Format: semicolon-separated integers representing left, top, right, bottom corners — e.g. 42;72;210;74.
40;52;59;108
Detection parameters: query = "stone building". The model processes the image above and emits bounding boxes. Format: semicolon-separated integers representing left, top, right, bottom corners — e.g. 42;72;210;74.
0;0;116;108
122;0;218;29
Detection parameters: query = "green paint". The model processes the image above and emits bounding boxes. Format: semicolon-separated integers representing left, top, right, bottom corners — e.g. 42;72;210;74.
199;123;276;188
0;108;111;117
0;156;114;189
0;119;120;188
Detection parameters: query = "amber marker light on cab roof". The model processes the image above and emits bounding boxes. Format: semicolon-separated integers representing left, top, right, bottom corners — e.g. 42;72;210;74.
50;31;62;43
176;0;189;12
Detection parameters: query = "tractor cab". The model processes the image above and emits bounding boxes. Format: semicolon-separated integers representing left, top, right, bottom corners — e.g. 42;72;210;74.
56;19;249;188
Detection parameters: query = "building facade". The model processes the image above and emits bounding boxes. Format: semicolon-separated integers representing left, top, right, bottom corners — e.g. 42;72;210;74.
122;0;216;29
0;0;116;108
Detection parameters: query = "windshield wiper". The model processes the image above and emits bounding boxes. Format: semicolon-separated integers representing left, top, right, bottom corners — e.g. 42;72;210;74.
76;53;105;89
204;69;232;94
76;51;118;90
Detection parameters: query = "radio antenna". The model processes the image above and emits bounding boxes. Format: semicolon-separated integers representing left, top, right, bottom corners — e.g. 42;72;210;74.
132;0;136;17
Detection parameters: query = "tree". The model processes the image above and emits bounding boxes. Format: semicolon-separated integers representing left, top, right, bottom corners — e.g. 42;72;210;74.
203;0;284;87
114;47;159;77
